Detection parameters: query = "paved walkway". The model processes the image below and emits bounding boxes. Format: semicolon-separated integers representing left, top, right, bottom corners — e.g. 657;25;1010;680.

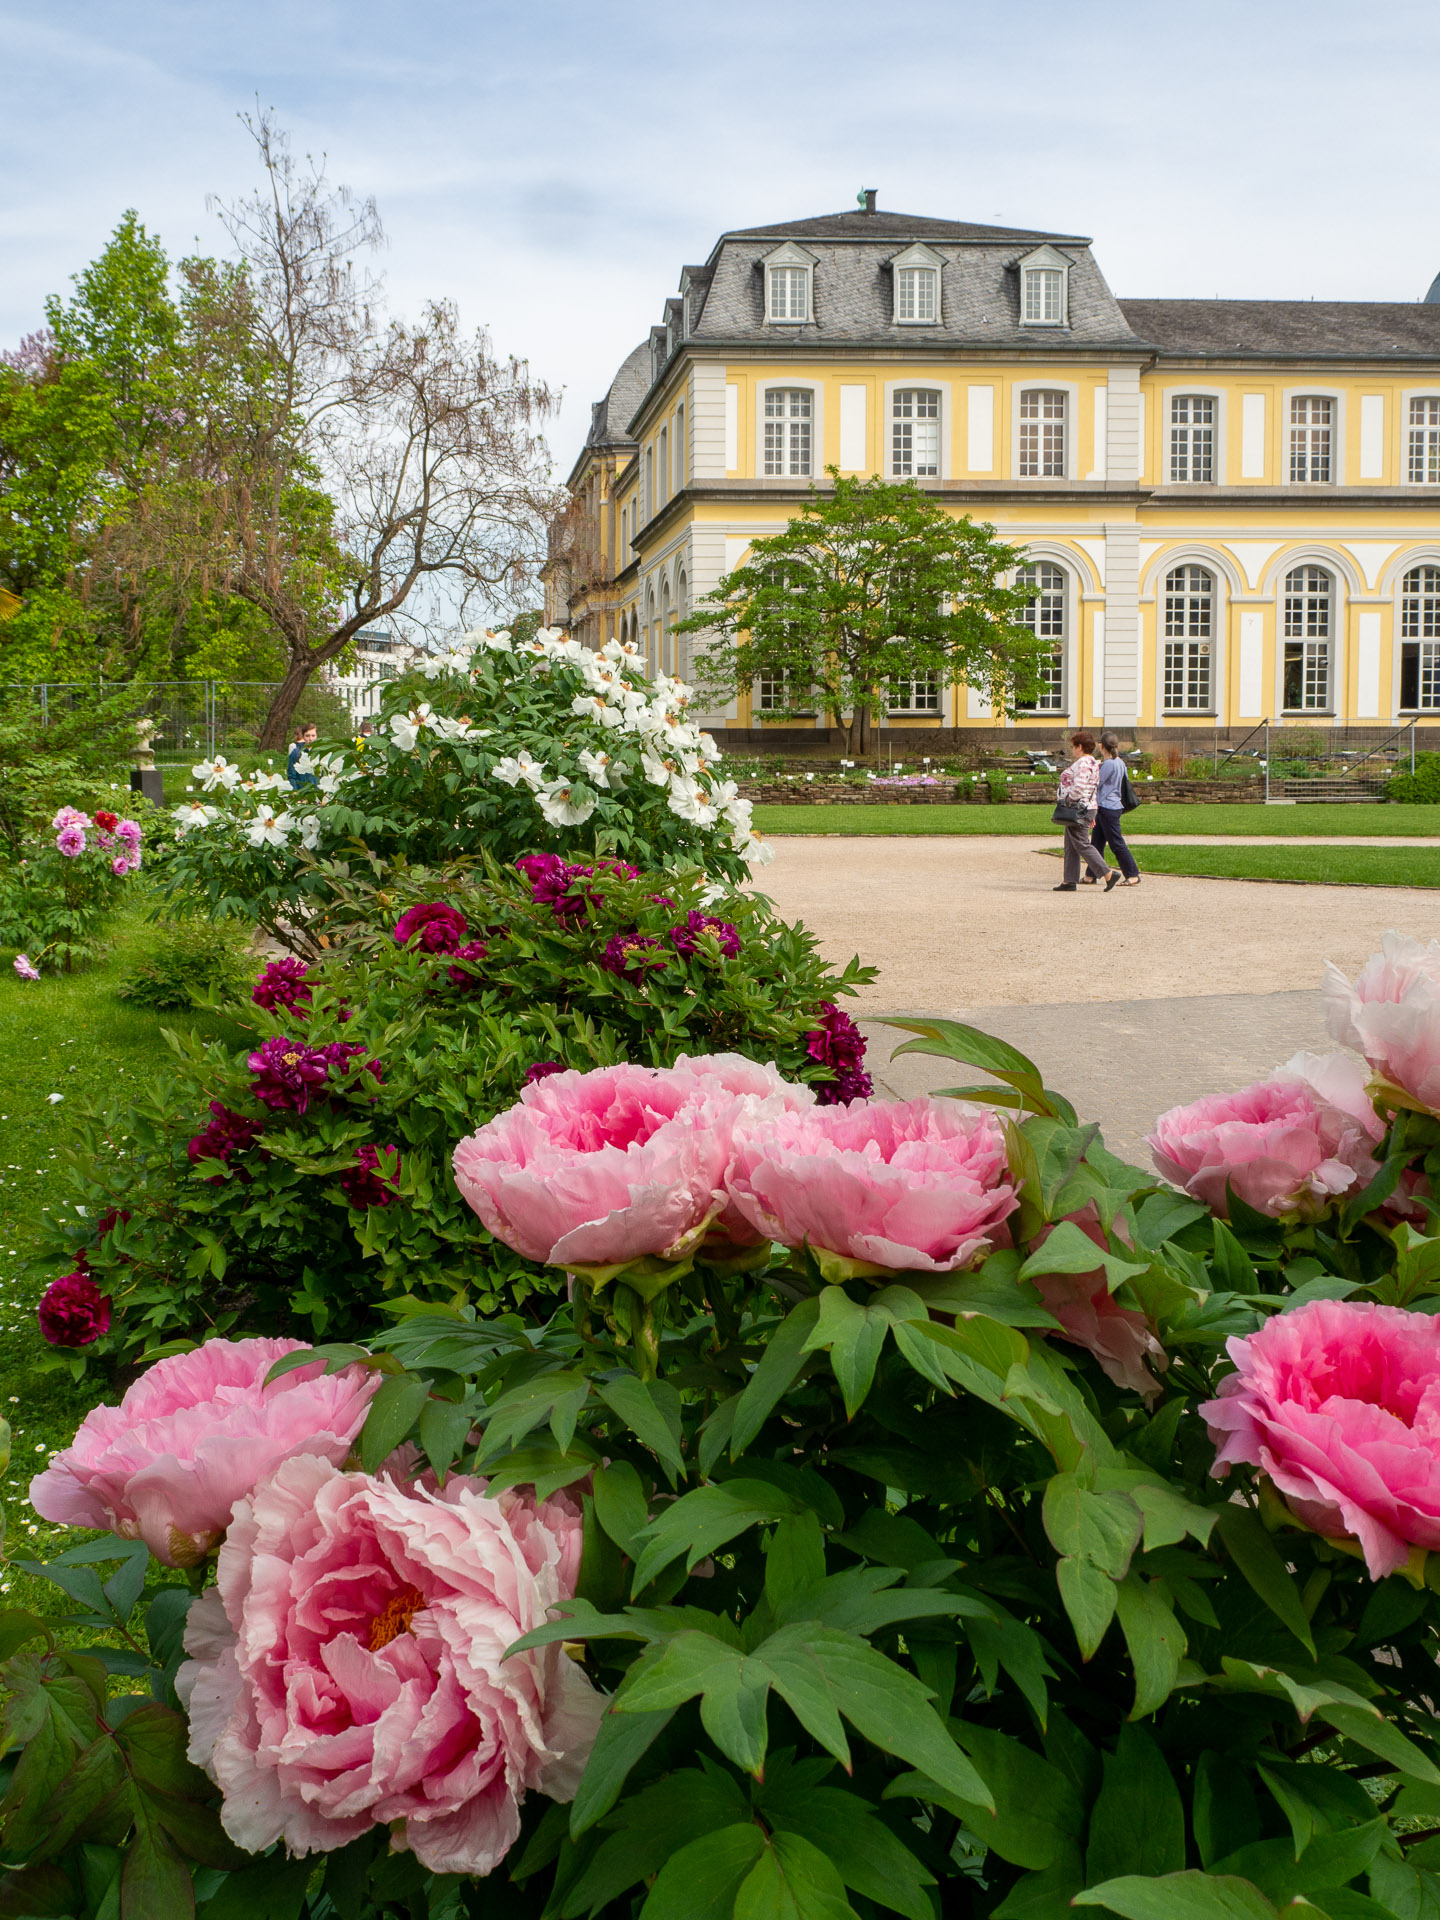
757;834;1440;1158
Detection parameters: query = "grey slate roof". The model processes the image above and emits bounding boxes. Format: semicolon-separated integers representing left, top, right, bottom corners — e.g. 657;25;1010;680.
720;209;1089;246
1119;299;1440;358
585;341;650;448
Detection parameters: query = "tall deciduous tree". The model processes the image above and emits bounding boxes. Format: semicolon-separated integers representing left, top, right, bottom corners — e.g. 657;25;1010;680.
677;471;1049;758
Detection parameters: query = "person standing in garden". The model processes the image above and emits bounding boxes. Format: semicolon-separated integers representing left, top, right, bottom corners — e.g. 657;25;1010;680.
1086;730;1141;887
1052;730;1118;893
287;722;318;790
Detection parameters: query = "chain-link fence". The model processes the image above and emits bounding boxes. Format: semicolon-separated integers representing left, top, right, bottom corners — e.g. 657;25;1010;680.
1;676;395;759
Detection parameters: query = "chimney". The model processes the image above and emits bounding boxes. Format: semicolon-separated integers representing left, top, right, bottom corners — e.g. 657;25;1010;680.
857;188;877;215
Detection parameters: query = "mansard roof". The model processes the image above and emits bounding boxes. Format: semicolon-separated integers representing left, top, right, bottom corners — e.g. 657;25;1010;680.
720;209;1089;245
1119;298;1440;359
585;341;650;448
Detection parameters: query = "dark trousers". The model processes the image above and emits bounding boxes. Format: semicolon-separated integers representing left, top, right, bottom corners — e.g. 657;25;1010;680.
1091;806;1139;879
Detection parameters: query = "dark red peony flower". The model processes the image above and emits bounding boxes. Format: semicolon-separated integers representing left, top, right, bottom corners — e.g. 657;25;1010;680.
393;902;469;955
253;957;313;1014
523;1060;567;1085
94;810;119;834
445;939;490;988
668;911;741;960
338;1144;401;1208
187;1101;264;1167
517;853;640;920
94;1207;132;1244
247;1037;334;1114
806;1002;873;1105
316;1040;383;1087
601;932;665;977
38;1272;111;1347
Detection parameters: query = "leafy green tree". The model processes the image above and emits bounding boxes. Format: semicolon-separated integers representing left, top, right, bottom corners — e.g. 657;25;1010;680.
677;470;1049;757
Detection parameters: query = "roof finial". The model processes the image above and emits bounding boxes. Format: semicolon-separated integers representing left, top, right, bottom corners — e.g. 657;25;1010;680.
857;188;877;215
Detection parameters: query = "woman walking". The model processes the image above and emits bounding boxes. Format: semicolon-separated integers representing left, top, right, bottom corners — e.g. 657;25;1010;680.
1087;731;1141;886
1053;731;1119;893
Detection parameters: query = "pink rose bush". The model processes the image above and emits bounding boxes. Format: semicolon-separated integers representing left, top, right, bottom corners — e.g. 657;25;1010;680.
1203;1298;1440;1578
1146;1051;1381;1220
1325;931;1440;1114
177;1457;601;1874
29;1337;379;1566
727;1095;1018;1275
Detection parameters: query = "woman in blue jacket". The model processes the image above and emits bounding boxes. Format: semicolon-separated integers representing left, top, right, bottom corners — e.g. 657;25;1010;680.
1085;731;1141;885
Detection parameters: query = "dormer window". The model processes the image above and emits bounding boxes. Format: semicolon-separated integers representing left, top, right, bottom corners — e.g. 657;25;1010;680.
1017;245;1072;328
762;242;816;324
889;243;944;325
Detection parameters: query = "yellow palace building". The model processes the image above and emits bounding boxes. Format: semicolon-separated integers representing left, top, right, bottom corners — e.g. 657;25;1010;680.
550;194;1440;745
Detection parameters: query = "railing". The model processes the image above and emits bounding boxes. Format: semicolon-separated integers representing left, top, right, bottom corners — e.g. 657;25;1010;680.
1339;716;1419;780
1;676;395;758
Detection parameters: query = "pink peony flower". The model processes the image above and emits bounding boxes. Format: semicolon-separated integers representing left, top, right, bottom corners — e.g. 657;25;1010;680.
1025;1209;1166;1401
51;806;90;831
111;856;131;877
1325;933;1440;1114
394;901;469;955
13;954;40;981
56;824;86;857
116;818;142;847
176;1457;602;1872
453;1056;811;1268
727;1096;1018;1275
1147;1067;1381;1221
37;1271;111;1346
253;957;312;1013
1203;1299;1440;1578
30;1336;379;1566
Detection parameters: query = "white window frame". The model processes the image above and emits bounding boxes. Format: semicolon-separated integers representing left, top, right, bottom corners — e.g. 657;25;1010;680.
1164;387;1226;486
755;671;816;717
1016;244;1072;329
1014;558;1071;713
884;380;949;480
674;403;686;491
762;242;816;326
756;380;822;478
1282;388;1345;487
889;242;944;327
1012;383;1077;481
1399;562;1440;710
887;670;944;715
658;427;668;510
1404;390;1440;487
1161;564;1217;712
1280;564;1337;712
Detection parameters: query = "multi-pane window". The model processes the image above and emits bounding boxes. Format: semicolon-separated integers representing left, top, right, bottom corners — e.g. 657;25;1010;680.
1023;269;1064;324
756;672;813;713
1401;565;1440;709
1289;397;1333;483
1016;561;1066;710
1019;390;1066;478
895;266;938;322
768;266;809;322
888;672;941;713
1409;399;1440;485
1170;395;1215;484
892;389;940;477
763;389;813;476
1163;566;1214;710
1283;566;1333;709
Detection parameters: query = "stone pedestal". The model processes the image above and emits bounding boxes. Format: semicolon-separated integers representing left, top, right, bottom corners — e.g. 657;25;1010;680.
130;768;165;806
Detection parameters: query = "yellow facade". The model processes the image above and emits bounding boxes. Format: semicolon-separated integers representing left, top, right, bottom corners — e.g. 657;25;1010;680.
552;205;1440;741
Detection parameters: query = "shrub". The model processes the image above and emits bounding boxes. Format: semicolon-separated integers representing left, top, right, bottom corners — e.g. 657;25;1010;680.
1387;750;1440;803
115;914;257;1008
0;800;147;972
30;856;875;1374
157;629;772;948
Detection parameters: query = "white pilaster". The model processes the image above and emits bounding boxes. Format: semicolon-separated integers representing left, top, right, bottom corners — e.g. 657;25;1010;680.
966;385;994;472
685;523;737;721
688;363;727;480
1357;610;1382;717
1104;366;1140;482
1238;611;1264;715
1241;395;1266;479
1101;523;1140;724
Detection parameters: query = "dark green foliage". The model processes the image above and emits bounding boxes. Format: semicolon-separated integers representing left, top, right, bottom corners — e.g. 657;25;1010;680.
1387;752;1440;803
115;917;256;1009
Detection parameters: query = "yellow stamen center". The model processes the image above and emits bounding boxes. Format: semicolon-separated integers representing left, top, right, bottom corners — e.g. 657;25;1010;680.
368;1583;426;1650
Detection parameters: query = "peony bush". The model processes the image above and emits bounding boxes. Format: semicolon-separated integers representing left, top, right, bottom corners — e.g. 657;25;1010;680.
15;936;1440;1920
0;799;145;972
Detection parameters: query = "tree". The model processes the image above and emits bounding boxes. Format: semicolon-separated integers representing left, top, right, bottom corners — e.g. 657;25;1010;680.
141;114;558;745
676;470;1050;758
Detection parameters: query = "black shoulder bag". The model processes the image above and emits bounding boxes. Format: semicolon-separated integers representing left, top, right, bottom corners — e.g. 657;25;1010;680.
1119;771;1140;813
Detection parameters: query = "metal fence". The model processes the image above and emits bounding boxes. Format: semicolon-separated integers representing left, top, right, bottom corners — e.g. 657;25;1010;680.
2;676;396;758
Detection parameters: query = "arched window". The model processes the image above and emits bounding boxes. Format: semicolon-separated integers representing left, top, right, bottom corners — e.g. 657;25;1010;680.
1283;566;1333;710
1400;565;1440;709
645;586;658;678
674;406;685;490
764;389;813;476
1019;391;1066;478
660;578;672;677
658;428;668;509
1409;401;1440;485
1170;397;1215;484
644;447;654;520
1289;398;1333;484
892;389;940;477
1016;561;1066;711
675;570;688;680
895;265;938;322
1163;566;1215;710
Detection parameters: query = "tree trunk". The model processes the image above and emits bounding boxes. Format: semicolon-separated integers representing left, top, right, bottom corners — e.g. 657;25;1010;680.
258;656;321;748
843;702;872;760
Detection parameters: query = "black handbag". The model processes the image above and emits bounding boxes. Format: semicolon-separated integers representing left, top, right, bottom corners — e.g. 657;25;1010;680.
1052;799;1087;825
1119;772;1140;813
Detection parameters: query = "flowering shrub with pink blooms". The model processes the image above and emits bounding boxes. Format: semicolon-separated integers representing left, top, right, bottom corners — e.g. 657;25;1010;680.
21;934;1440;1919
0;795;145;971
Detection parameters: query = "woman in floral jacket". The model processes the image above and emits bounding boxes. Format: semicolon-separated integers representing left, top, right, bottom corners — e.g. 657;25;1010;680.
1053;730;1119;893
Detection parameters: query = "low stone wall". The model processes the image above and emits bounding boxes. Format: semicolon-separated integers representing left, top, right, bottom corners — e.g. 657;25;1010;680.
739;778;1270;805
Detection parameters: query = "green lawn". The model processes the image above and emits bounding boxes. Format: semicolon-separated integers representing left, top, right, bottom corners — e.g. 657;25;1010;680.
0;907;243;1604
1121;844;1440;887
753;801;1440;838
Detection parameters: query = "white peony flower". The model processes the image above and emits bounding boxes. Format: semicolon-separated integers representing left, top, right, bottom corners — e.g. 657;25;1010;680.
491;750;548;791
536;778;597;826
740;830;775;867
578;748;626;790
242;805;294;848
427;714;473;743
640;749;672;787
475;628;513;653
191;756;242;793
571;693;625;729
172;800;219;835
388;704;433;752
697;733;722;760
296;814;323;850
667;777;719;827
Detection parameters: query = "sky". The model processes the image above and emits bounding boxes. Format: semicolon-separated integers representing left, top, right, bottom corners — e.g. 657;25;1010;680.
4;0;1440;480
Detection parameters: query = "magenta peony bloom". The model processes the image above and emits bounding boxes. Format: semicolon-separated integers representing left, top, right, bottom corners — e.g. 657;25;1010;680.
56;824;86;857
1147;1067;1381;1221
13;954;40;982
247;1036;334;1114
37;1271;111;1347
188;1101;264;1169
110;855;131;877
728;1097;1018;1275
516;853;638;920
805;1002;873;1104
1025;1210;1166;1401
668;911;741;960
115;818;142;847
453;1057;811;1268
176;1457;601;1872
600;931;665;977
339;1144;401;1207
394;901;469;955
1203;1299;1440;1578
51;806;90;831
524;1060;566;1085
445;938;490;988
29;1336;380;1567
317;1038;383;1086
252;957;312;1014
1325;933;1440;1114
